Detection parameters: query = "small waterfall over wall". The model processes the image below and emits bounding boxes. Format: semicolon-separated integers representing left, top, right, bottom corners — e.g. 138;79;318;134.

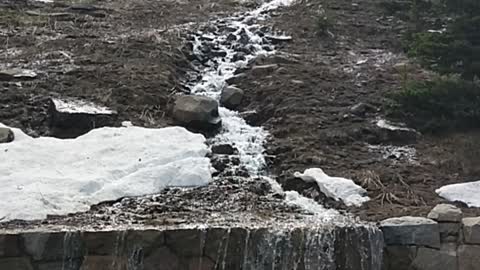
0;225;382;270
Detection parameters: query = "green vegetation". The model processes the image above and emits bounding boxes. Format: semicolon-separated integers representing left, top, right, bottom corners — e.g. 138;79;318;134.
406;0;480;80
316;9;333;36
391;76;480;132
387;0;480;133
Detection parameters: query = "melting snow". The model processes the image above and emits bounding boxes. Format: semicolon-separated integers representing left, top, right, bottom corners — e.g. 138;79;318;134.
0;124;211;221
376;119;414;132
294;168;370;206
51;98;116;114
436;181;480;207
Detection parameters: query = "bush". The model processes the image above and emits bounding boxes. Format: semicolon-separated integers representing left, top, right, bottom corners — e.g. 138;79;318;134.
390;76;480;132
316;10;333;36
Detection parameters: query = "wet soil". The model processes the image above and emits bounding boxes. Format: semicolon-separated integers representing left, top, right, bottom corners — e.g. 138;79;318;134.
233;0;480;221
0;0;250;136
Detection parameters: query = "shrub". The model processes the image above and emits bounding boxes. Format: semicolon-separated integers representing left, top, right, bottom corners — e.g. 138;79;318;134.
390;76;480;132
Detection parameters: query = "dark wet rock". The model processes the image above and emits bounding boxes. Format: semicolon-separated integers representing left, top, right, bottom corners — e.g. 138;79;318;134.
220;86;244;110
226;73;247;85
0;127;14;143
210;49;227;58
211;144;236;155
238;28;250;45
383;245;417;270
227;33;237;41
232;52;246;62
172;95;221;131
48;98;118;138
413;245;458;270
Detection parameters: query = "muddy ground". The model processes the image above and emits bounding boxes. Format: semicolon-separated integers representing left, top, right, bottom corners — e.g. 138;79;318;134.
233;0;480;220
0;0;250;136
1;0;480;225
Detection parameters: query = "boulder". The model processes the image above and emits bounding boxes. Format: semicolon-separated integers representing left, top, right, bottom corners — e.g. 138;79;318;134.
48;98;117;138
172;95;221;130
372;119;419;144
380;216;440;248
0;127;14;143
211;144;236;155
427;204;463;222
412;244;457;270
220;86;244;110
458;245;480;270
462;217;480;244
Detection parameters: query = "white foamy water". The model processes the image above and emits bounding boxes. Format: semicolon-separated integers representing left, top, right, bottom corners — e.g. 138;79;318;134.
188;0;297;175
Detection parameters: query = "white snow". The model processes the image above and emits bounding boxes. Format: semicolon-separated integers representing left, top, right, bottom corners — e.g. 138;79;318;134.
51;98;115;114
0;124;211;221
294;168;370;206
436;181;480;207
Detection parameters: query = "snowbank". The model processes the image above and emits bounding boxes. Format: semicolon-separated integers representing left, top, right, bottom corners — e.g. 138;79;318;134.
0;125;211;221
436;181;480;207
294;168;369;206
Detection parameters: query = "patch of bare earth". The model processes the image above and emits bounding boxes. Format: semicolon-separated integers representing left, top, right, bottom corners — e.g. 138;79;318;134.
0;0;248;136
232;0;480;221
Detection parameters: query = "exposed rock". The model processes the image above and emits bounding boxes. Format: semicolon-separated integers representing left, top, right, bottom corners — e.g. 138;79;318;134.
383;245;417;270
412;244;457;270
427;204;463;222
250;64;279;77
0;127;14;143
458;245;480;270
48;98;118;138
172;95;221;130
220;86;244;110
462;217;480;244
380;216;440;248
211;144;236;155
439;222;461;242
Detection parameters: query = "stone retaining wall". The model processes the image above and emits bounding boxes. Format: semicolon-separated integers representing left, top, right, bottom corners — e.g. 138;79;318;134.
0;225;382;270
381;204;480;270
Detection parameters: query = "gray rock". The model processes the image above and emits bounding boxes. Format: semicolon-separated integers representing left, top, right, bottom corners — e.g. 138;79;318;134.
380;216;440;248
251;64;279;77
172;95;221;130
48;98;118;138
383;245;417;270
350;103;376;117
412;244;457;270
439;222;461;242
220;86;244;110
427;204;462;222
462;217;480;244
0;127;14;143
458;245;480;270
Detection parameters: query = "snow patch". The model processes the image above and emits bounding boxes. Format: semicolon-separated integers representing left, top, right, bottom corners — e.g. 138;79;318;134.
294;168;369;206
285;191;339;220
0;124;211;221
436;181;480;207
51;98;116;114
376;119;414;132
